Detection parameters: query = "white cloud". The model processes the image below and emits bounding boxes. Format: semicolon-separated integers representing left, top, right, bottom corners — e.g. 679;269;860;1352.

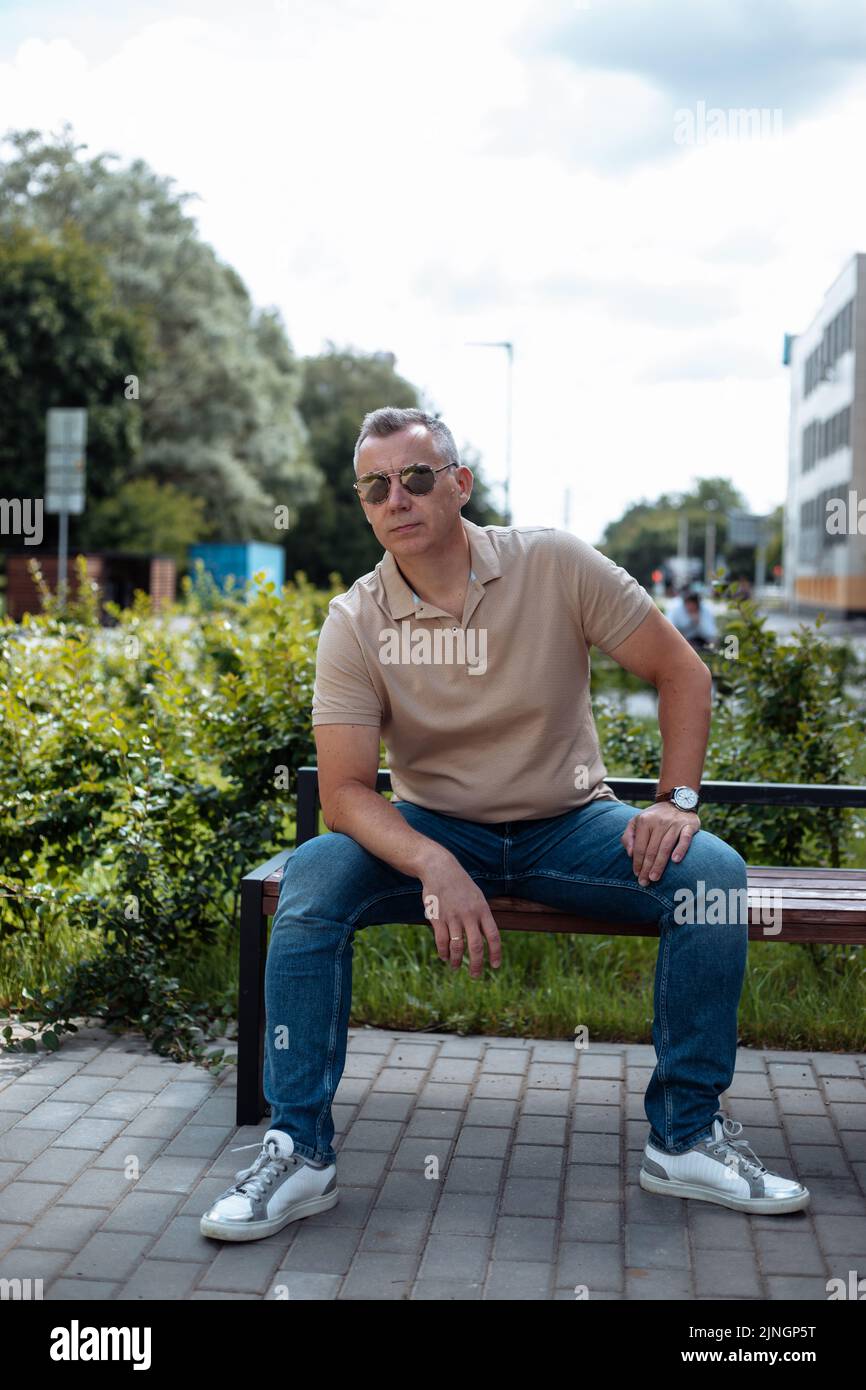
522;0;866;133
1;0;864;544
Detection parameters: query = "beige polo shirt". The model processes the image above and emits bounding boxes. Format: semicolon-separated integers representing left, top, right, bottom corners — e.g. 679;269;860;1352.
311;516;655;822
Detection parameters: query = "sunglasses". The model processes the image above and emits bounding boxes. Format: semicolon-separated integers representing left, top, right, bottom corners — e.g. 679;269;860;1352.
353;461;457;505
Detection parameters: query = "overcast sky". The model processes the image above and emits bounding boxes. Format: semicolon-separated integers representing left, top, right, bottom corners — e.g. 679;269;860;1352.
3;0;866;542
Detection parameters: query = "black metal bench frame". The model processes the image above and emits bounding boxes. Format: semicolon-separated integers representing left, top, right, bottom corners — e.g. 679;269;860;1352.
236;769;866;1125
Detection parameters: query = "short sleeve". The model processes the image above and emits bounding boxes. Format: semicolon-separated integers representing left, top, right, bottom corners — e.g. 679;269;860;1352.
311;604;383;727
552;530;655;653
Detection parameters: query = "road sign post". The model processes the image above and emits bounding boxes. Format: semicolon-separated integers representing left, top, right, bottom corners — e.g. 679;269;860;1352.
727;510;772;588
45;408;87;605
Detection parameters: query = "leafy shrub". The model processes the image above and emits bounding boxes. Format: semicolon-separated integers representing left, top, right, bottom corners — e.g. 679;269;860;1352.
2;569;863;1060
0;556;337;1065
595;581;865;867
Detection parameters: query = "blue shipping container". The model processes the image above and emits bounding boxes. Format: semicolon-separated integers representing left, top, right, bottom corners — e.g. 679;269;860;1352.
189;542;285;591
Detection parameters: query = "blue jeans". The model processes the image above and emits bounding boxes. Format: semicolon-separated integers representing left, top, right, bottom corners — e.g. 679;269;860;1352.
263;798;749;1165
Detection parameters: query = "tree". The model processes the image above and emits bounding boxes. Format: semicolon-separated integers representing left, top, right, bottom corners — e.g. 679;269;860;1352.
0;220;150;534
284;344;506;587
81;478;208;565
598;477;778;587
0;125;321;539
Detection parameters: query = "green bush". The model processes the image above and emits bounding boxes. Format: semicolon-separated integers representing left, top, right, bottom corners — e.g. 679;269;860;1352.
0;556;336;1067
2;569;862;1060
596;581;865;868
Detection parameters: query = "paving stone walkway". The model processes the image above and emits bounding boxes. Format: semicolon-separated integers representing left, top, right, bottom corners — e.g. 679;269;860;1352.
0;1025;864;1300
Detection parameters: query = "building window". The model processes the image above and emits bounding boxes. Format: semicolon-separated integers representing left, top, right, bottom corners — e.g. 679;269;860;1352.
801;404;853;472
802;296;856;398
799;484;849;558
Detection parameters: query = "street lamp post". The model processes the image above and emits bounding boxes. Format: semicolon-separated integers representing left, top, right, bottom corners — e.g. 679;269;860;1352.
464;339;513;524
678;511;689;561
704;499;719;587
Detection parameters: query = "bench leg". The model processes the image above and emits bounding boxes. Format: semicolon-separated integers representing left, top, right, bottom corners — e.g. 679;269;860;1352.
237;877;268;1126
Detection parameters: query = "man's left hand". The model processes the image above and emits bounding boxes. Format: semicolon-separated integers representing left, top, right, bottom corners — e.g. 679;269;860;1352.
621;802;701;886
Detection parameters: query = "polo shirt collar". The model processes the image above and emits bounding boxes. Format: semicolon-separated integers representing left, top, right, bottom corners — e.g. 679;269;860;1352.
379;516;502;621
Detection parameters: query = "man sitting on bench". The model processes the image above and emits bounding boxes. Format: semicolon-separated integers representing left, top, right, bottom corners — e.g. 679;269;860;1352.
200;406;809;1243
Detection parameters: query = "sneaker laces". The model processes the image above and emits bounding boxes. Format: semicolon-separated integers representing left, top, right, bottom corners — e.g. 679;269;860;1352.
707;1116;768;1179
226;1137;297;1201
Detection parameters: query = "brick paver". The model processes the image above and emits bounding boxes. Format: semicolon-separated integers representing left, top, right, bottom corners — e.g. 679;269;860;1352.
0;1023;863;1299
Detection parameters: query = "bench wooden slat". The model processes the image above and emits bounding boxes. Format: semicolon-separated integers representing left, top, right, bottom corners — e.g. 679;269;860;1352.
262;866;866;888
260;867;866;943
746;890;866;902
747;867;866;884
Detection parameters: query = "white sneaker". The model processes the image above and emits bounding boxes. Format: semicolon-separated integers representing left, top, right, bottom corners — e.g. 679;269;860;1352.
639;1114;810;1215
200;1129;338;1242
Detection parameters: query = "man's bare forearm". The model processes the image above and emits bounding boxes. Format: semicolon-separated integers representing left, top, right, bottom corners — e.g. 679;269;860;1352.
326;782;453;878
655;662;712;791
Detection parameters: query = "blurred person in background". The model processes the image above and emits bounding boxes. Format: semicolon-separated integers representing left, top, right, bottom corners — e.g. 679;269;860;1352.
666;588;717;651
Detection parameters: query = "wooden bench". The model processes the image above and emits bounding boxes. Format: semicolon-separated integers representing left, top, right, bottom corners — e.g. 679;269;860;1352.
236;768;866;1125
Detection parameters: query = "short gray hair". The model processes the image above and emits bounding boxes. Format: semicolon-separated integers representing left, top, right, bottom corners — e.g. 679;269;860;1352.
353;406;460;473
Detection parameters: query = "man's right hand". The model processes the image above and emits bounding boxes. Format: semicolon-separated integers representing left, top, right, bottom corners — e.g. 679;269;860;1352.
418;848;502;979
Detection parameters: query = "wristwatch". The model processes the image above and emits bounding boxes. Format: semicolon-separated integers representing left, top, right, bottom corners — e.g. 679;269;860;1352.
654;785;700;811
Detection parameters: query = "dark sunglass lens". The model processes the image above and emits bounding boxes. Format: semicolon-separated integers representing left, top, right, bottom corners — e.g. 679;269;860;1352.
404;466;435;495
363;477;389;503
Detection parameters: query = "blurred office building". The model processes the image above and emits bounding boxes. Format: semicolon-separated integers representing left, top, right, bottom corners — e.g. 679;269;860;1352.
783;253;866;615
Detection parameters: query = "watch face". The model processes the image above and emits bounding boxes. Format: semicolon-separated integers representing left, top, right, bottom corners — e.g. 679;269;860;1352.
673;786;699;810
